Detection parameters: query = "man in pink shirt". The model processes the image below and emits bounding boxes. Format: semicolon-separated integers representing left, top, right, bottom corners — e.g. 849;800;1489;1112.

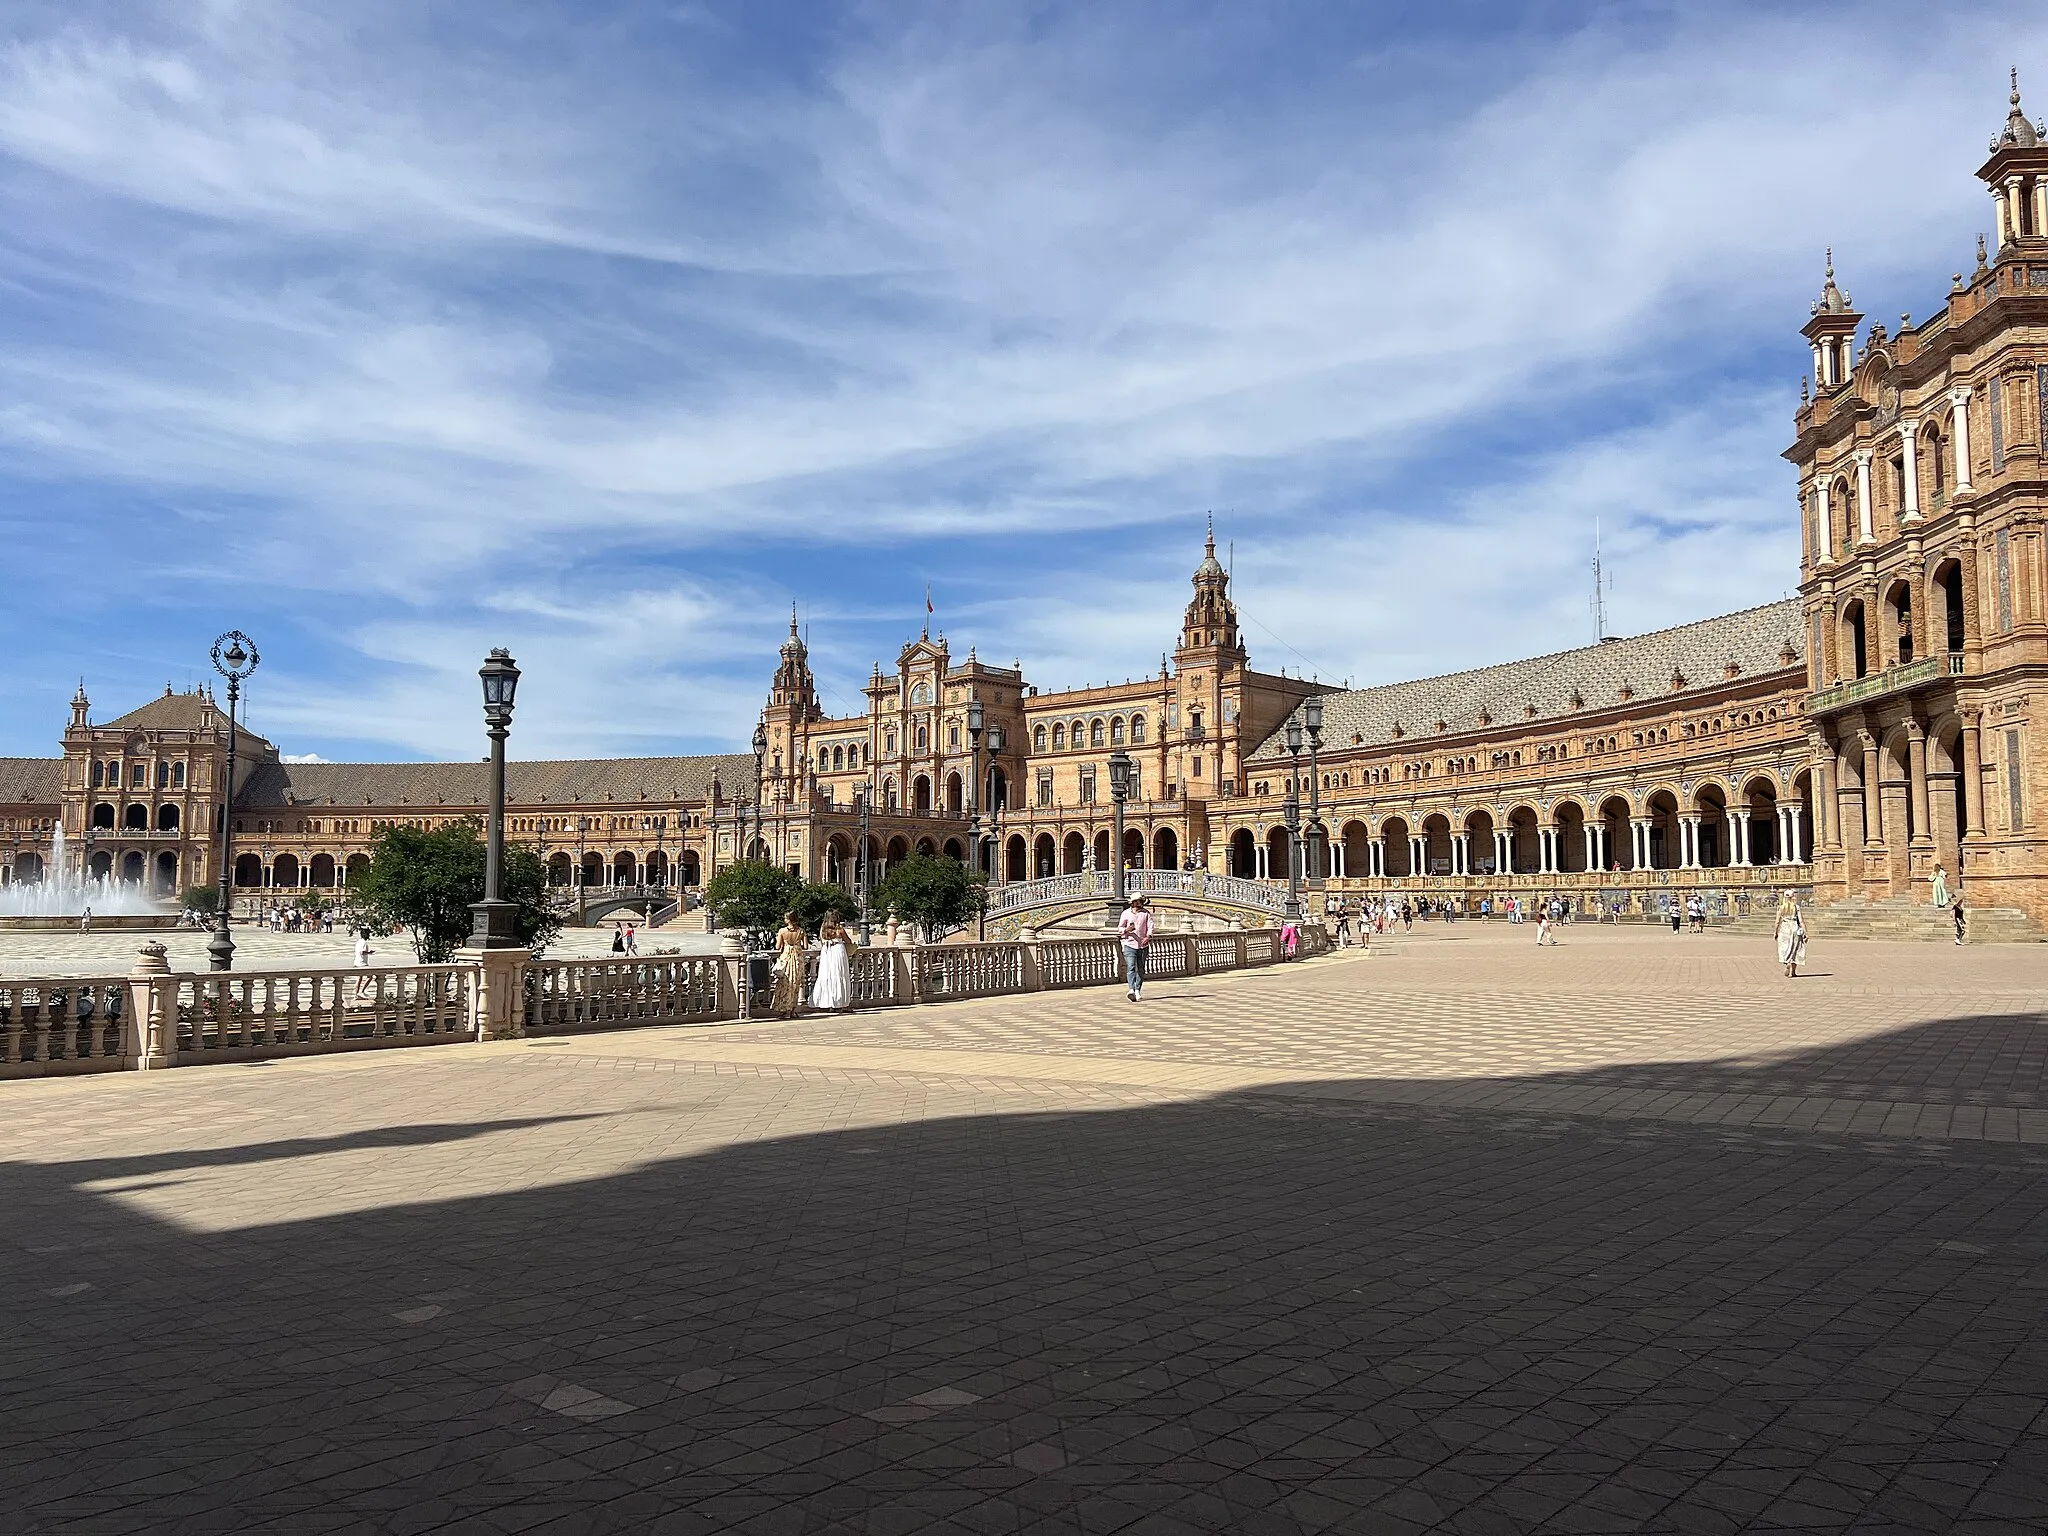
1118;895;1154;1002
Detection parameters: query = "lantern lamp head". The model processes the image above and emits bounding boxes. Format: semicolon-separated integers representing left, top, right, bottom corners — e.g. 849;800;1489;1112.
479;648;519;719
1286;719;1303;755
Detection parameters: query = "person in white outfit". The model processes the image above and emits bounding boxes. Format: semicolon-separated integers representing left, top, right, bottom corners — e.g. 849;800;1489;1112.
810;913;855;1012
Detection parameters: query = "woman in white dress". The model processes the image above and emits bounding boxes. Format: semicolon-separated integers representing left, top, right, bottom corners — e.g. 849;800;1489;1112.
810;913;856;1012
1773;893;1807;978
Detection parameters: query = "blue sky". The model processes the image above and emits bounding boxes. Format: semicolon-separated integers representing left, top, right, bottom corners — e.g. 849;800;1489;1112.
1;2;2041;763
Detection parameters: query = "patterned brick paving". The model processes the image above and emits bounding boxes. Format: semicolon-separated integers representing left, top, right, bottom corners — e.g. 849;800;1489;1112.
4;923;2047;1533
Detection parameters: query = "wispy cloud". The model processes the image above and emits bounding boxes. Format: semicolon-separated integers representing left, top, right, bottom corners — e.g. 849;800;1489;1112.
0;1;2039;757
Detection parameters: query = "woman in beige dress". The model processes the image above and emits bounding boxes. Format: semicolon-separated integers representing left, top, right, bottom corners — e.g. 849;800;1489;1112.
770;911;808;1017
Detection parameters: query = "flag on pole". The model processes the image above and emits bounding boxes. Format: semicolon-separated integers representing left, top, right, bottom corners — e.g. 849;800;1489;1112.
925;583;933;616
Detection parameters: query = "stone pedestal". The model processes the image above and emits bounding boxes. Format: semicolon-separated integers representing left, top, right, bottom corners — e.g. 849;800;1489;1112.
456;946;529;1040
124;940;176;1071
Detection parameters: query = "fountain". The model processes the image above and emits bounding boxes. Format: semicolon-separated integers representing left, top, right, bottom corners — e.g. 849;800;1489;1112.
0;823;175;928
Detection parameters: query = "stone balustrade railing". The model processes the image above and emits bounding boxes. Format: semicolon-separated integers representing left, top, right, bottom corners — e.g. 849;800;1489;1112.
2;922;1331;1079
985;869;1291;917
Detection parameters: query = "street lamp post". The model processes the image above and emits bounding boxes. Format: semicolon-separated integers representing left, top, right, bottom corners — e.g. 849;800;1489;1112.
574;815;588;925
751;722;768;862
1282;719;1304;923
965;698;984;878
1104;748;1132;926
467;648;522;948
1303;696;1326;885
207;631;259;971
854;779;873;944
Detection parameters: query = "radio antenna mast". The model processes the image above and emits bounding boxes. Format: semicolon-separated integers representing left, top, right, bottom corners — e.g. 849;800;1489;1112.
1591;520;1615;641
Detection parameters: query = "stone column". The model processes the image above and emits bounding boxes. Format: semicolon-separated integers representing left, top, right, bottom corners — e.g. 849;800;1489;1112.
1410;835;1425;874
1776;805;1791;863
1497;829;1512;875
1961;712;1985;838
1907;722;1933;848
1454;833;1468;876
1950;388;1973;492
1855;450;1875;545
1862;733;1884;846
1996;181;2014;248
1789;805;1807;863
1731;809;1750;866
124;940;176;1070
458;945;530;1041
1899;421;1921;521
1815;480;1834;564
1811;342;1823;387
1584;824;1598;871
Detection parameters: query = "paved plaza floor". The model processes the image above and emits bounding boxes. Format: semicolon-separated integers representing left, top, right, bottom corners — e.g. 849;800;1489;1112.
5;922;2048;1533
0;922;721;978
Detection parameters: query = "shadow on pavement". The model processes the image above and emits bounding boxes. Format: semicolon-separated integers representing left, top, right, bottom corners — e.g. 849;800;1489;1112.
5;1019;2048;1535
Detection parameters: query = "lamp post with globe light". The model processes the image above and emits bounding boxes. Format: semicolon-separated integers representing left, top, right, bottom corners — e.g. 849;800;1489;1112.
207;631;259;971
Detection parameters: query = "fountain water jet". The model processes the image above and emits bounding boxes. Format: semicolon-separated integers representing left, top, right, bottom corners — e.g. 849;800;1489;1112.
0;822;171;920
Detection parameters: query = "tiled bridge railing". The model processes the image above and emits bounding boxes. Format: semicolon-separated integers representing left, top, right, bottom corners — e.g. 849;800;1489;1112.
1;923;1331;1077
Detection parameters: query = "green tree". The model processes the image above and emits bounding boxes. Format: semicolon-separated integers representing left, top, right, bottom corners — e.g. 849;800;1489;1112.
790;880;860;934
702;860;801;943
870;854;985;941
180;885;220;917
346;818;561;963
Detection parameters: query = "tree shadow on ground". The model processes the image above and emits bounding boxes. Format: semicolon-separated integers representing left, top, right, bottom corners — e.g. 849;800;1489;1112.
5;1015;2048;1535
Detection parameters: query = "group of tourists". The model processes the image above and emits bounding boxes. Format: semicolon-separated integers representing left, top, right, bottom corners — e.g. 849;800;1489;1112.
609;922;638;955
264;904;332;934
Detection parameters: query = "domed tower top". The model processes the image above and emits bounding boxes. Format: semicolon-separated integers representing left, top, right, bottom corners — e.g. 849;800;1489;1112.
1178;520;1245;661
68;681;90;730
770;606;818;712
1980;67;2048;251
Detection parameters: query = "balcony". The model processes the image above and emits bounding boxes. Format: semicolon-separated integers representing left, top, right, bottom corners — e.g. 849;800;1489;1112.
1803;655;1942;715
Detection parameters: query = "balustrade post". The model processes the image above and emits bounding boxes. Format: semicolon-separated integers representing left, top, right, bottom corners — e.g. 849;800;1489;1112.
124;940;176;1070
717;929;745;1018
1018;925;1044;990
457;945;529;1040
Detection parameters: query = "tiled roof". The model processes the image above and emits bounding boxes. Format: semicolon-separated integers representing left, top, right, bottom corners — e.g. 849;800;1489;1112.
1248;600;1805;761
0;758;62;803
99;690;275;750
236;754;757;809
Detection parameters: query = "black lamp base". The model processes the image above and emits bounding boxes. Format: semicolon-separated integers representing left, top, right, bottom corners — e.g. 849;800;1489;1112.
467;899;522;949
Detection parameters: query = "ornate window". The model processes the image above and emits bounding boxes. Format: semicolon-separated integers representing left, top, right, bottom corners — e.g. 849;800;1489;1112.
1052;723;1065;750
171;762;185;787
911;681;931;705
1034;724;1047;752
916;725;928;751
885;731;897;755
1110;717;1125;744
1090;718;1105;748
1131;715;1146;744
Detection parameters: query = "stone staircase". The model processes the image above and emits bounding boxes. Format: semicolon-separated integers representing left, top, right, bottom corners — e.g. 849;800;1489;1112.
1725;895;2040;943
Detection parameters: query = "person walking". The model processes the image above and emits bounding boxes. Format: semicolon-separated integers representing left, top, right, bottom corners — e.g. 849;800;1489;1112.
624;921;638;955
351;926;376;1003
1400;901;1413;933
1536;908;1557;946
770;910;808;1017
1119;894;1153;1001
1330;896;1352;947
1953;899;1968;945
610;926;626;954
1773;893;1806;978
811;912;855;1012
